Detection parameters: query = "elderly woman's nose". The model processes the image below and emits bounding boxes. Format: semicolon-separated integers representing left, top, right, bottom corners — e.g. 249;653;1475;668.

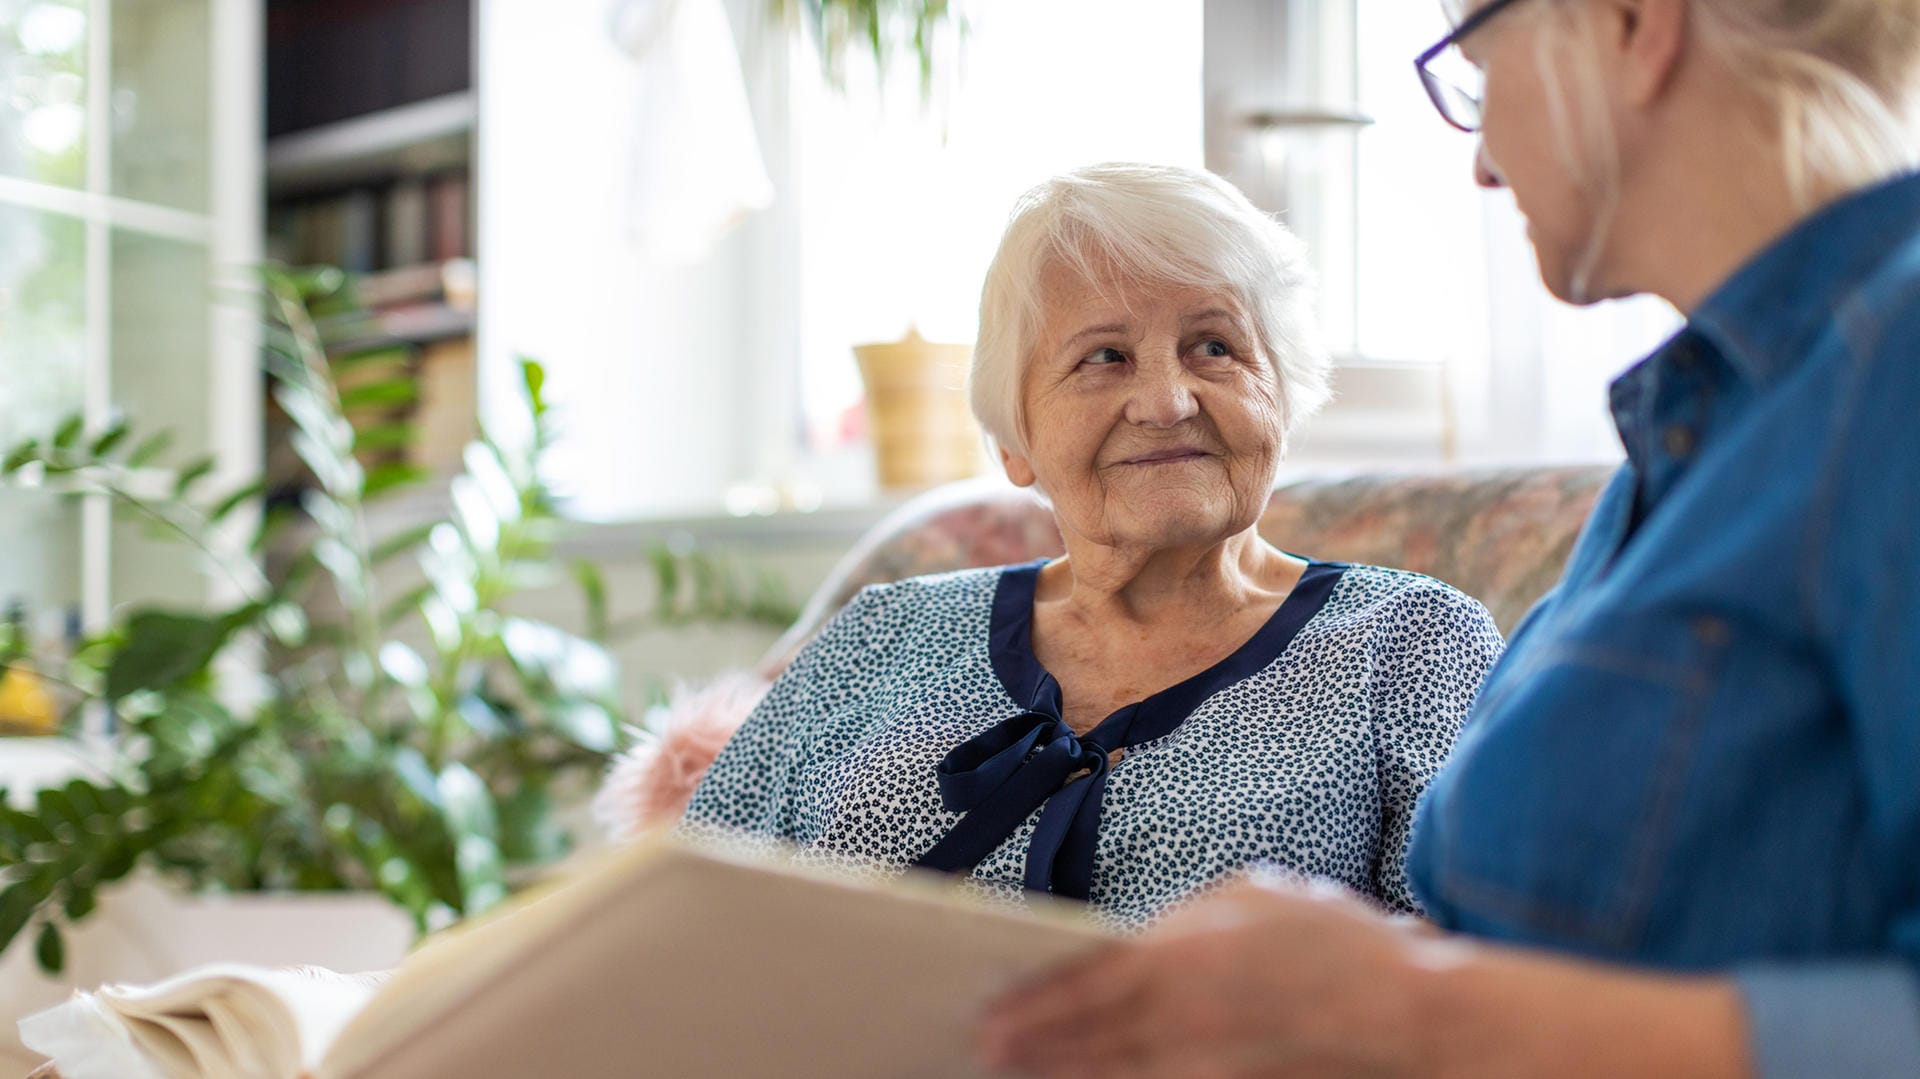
1474;141;1506;189
1124;363;1201;427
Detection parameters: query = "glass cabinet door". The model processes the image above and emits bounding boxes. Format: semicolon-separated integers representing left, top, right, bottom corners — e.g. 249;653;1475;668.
0;0;257;636
0;203;86;620
0;0;89;191
111;0;212;213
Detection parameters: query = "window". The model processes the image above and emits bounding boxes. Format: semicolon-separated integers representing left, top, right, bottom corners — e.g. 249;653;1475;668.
0;0;260;633
1206;0;1679;465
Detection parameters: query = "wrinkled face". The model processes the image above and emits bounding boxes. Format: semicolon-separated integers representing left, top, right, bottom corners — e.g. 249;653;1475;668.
1001;261;1285;553
1466;1;1613;302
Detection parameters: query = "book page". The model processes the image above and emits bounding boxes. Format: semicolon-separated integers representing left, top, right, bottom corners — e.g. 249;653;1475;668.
319;836;1114;1079
20;963;386;1079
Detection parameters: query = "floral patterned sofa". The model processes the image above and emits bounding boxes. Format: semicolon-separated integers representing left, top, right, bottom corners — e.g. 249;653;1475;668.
594;465;1614;836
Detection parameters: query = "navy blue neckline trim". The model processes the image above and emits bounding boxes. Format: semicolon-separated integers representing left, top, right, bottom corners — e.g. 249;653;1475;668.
913;557;1349;898
987;557;1348;751
917;556;1351;894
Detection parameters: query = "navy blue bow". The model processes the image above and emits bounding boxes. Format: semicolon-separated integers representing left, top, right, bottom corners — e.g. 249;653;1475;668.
912;703;1132;899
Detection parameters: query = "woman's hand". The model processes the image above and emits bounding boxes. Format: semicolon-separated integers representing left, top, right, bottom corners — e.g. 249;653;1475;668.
975;871;1753;1079
976;873;1443;1078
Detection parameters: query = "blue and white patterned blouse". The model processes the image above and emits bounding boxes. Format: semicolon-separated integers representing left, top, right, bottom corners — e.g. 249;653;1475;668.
683;559;1503;929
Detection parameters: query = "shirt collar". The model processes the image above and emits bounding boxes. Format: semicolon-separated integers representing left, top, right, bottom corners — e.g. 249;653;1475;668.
1689;169;1920;388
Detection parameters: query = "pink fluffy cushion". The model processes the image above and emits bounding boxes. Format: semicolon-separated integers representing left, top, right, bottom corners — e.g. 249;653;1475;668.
592;673;771;840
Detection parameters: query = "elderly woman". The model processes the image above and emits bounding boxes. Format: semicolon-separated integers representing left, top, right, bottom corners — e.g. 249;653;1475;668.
681;163;1503;927
982;1;1920;1077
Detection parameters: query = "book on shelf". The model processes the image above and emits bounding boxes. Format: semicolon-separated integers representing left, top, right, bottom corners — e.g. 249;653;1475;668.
353;261;452;310
335;188;379;274
268;170;470;274
382;178;429;269
19;834;1112;1079
426;173;469;264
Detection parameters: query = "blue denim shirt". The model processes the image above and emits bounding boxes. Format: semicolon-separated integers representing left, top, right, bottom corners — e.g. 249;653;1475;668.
1408;170;1920;1078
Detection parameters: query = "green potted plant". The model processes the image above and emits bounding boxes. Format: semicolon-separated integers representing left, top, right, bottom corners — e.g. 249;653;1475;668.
0;267;796;975
786;0;958;94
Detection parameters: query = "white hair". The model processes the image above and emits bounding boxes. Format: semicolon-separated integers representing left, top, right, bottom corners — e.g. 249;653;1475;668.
969;162;1331;459
1527;0;1920;298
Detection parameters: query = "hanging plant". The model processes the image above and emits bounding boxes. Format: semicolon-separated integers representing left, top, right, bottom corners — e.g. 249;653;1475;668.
783;0;958;95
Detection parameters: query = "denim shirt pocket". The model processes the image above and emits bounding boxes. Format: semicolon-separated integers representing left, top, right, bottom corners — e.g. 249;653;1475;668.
1429;614;1732;953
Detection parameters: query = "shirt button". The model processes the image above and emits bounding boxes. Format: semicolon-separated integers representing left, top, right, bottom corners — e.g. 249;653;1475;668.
1662;424;1696;458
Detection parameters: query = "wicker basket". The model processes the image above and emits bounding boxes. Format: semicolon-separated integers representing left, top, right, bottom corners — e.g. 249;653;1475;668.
853;328;983;489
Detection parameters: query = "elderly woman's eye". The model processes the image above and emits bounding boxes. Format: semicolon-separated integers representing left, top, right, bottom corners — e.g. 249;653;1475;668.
1199;339;1232;359
1082;347;1127;366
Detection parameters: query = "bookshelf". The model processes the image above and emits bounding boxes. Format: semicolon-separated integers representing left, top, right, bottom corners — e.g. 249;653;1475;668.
263;0;479;490
265;90;476;193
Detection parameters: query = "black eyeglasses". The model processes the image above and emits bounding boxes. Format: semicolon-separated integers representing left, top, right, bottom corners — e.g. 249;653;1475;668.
1414;0;1532;133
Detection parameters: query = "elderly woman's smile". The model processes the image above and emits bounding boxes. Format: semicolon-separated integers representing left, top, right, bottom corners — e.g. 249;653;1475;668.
1115;447;1213;466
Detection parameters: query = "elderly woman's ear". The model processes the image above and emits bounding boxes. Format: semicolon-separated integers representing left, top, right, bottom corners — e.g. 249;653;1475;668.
999;445;1038;489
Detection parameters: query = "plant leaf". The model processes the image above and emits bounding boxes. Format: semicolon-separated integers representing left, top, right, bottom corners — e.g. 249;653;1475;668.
352;422;416;454
2;439;39;474
6;806;57;847
264;601;309;646
497;784;566;862
378;641;430;688
363;462;427;499
172;456;218;498
391;746;444;810
454;695;505;737
331;345;410;372
371;523;438;565
90;420;130;457
34;921;63;974
549;699;618;754
0;882;37;958
104;610;232;698
35;787;85;837
460;442;522;525
207;481;265;524
449;476;500;553
648;548;681;620
436;763;506;915
125;431;174;469
570;561;608;641
51;415;84;451
499;617;618;701
519;358;547;419
378;583;435;628
338;380;418;411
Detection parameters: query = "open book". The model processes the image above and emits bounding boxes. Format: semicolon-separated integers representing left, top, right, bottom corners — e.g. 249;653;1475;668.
20;834;1112;1079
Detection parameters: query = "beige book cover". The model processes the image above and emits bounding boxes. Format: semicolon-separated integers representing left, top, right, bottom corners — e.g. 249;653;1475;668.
22;835;1113;1079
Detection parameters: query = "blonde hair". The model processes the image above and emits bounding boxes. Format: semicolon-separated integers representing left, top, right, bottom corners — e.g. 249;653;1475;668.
970;163;1330;458
1687;0;1920;202
1530;0;1920;297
